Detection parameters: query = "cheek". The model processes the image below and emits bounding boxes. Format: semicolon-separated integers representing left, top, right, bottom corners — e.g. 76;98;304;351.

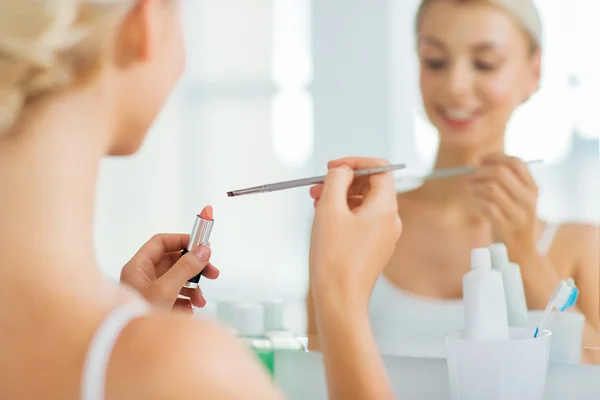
162;22;186;89
172;32;187;79
477;73;523;116
419;68;438;108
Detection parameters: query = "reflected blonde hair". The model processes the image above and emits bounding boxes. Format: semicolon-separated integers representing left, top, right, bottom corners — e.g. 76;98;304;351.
0;0;136;135
415;0;542;51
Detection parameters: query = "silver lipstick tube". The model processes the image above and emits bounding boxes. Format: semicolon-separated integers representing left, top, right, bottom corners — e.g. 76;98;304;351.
182;215;214;289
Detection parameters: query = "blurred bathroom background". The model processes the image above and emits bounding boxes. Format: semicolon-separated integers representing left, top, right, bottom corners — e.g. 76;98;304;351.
94;0;599;334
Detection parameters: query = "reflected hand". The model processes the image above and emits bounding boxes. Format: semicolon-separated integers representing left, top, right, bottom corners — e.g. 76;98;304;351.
309;157;402;305
120;234;219;314
469;154;539;256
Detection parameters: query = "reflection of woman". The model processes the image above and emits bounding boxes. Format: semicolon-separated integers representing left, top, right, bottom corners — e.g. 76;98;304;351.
308;0;599;356
0;1;401;398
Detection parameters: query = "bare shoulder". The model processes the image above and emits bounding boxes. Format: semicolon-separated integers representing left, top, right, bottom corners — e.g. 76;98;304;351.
107;311;285;399
553;222;599;271
556;222;599;254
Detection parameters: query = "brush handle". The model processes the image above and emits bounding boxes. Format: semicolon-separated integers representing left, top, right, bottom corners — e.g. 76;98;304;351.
228;163;407;197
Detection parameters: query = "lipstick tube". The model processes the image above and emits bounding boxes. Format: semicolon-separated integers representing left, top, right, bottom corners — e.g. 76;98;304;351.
182;214;214;289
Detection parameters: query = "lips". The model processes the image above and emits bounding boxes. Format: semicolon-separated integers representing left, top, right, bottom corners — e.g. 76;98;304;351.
439;108;478;129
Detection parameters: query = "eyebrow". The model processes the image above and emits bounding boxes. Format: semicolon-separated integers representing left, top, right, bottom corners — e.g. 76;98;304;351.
419;35;501;52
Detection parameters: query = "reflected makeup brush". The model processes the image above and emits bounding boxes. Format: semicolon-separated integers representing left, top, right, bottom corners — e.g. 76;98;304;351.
396;159;544;182
182;205;214;289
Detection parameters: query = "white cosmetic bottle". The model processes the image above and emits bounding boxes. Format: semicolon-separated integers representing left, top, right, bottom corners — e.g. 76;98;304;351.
463;248;509;341
263;300;305;351
489;243;529;327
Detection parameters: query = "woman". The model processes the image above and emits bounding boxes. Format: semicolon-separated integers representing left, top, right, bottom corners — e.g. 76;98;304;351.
308;0;599;358
0;1;401;399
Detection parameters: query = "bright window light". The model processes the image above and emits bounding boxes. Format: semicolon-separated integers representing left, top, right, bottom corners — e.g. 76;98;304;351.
271;0;312;88
271;0;313;167
571;0;600;139
272;90;314;167
413;107;438;166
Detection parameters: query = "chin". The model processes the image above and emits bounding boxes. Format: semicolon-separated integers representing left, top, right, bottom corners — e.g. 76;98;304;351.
107;136;147;156
435;127;492;150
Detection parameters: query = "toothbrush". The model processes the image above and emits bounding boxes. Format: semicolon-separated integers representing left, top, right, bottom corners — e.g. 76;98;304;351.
533;279;579;338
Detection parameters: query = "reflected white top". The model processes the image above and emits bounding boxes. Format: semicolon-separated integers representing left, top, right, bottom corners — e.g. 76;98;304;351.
368;223;558;357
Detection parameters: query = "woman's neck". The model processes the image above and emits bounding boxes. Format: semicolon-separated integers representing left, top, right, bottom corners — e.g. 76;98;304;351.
0;86;114;285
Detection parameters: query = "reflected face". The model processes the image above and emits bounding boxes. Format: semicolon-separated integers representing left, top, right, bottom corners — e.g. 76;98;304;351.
109;0;186;155
417;1;540;150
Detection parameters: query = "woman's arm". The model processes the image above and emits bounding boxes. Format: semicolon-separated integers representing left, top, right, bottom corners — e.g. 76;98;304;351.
305;283;320;351
516;249;599;346
309;157;402;400
313;285;394;400
514;224;599;363
571;225;599;330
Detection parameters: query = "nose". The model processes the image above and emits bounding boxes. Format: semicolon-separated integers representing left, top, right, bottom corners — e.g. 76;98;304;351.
444;61;473;102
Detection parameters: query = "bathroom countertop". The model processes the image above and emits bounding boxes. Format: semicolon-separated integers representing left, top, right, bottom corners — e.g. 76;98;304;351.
274;350;600;400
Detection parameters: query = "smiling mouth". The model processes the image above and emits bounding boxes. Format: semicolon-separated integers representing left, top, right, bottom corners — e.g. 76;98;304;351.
443;108;476;120
438;108;480;127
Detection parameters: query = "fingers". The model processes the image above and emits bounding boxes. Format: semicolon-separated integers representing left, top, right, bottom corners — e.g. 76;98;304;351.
327;157;389;170
473;157;537;208
312;157;392;202
173;297;194;314
319;165;355;208
311;181;369;200
180;287;206;308
329;157;390;197
134;234;190;265
314;195;363;210
147;245;211;306
470;179;520;223
200;263;220;279
310;184;323;199
481;154;538;189
357;171;397;212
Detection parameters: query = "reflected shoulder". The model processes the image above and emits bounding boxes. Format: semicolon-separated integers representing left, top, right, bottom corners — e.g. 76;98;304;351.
557;222;599;249
553;222;599;267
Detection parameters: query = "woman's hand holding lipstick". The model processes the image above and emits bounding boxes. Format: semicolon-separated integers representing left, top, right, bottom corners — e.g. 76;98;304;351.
120;208;220;314
469;154;539;258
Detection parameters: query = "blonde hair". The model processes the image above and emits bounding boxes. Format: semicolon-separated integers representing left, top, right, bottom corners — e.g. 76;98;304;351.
0;0;136;135
415;0;542;51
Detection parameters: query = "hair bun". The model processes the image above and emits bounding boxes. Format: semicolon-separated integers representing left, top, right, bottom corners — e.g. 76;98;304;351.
0;0;87;135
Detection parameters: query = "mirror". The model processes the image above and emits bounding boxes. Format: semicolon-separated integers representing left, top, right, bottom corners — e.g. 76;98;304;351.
94;0;599;365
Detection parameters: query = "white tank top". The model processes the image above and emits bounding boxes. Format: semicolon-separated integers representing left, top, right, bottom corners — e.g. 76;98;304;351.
369;223;559;357
80;301;150;400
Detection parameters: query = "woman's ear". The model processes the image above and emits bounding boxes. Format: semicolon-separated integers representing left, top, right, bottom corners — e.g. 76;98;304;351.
522;48;541;103
113;0;156;68
529;48;542;94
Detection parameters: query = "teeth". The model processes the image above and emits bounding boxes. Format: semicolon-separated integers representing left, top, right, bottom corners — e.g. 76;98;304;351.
445;109;472;121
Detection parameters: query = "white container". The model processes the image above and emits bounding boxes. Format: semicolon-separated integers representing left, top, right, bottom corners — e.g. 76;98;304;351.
528;310;584;364
463;248;509;341
193;300;218;320
232;302;275;375
263;300;305;351
216;299;239;328
446;327;552;400
489;243;529;327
